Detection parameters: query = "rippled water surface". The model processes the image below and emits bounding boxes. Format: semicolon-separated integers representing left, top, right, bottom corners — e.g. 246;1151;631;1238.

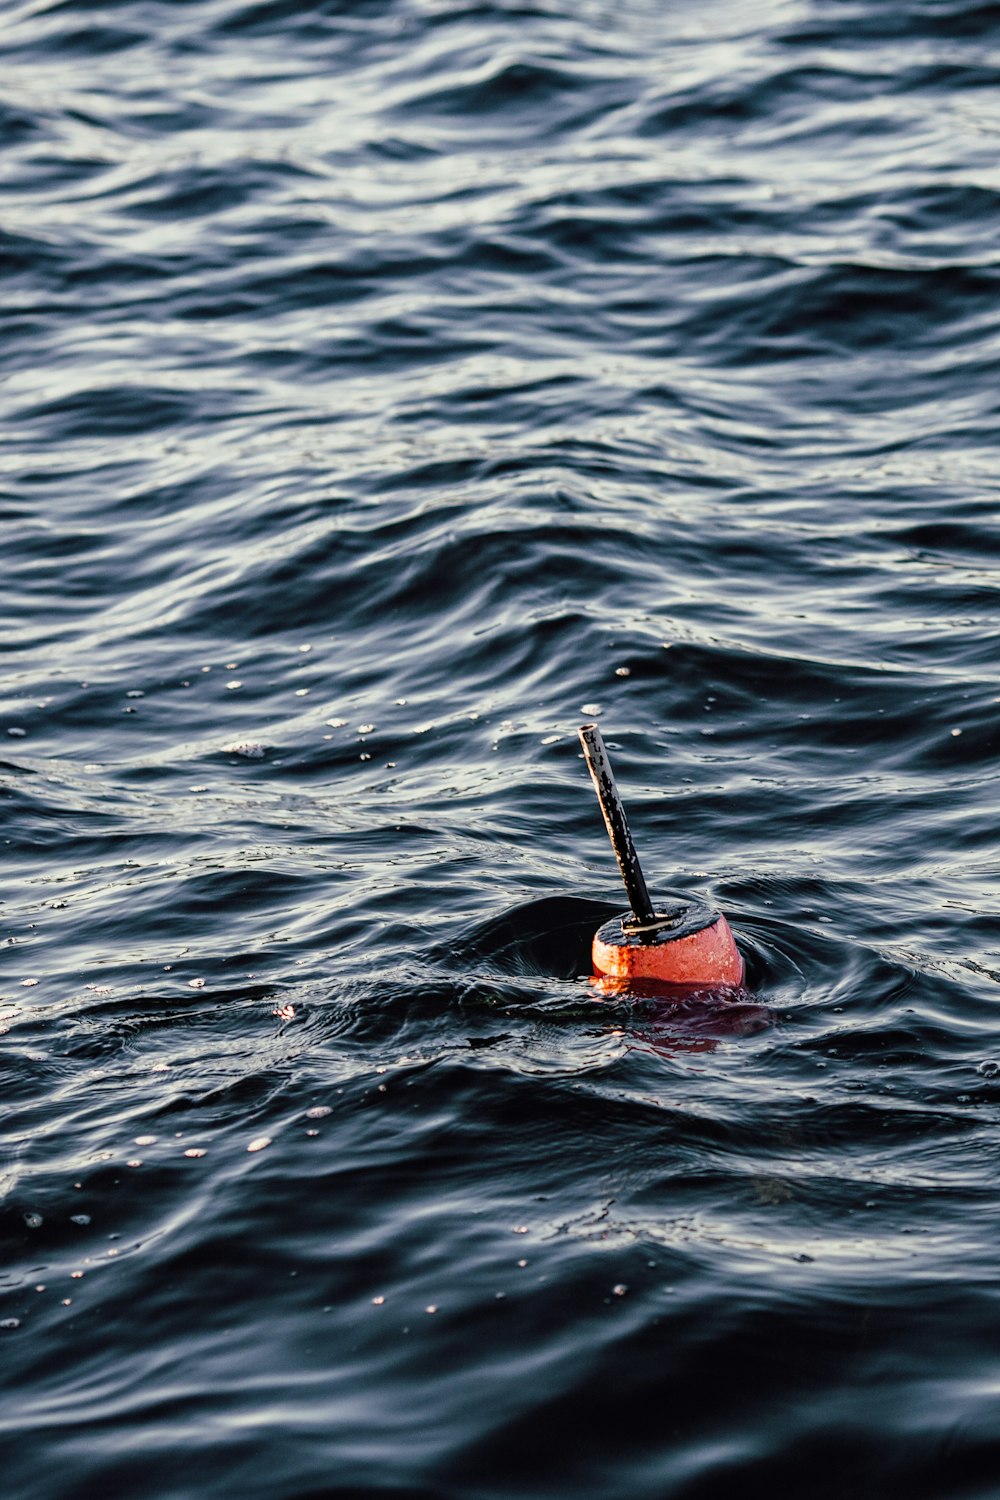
4;1;1000;1495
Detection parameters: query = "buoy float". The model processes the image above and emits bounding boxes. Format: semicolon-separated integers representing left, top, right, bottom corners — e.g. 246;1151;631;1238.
579;723;744;992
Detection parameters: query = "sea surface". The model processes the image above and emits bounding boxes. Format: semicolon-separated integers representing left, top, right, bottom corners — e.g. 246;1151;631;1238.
4;1;1000;1495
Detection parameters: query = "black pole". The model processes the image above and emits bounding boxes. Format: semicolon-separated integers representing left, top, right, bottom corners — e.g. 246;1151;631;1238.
578;723;657;926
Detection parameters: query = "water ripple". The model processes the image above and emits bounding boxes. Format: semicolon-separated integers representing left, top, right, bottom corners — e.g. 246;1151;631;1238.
4;0;1000;1494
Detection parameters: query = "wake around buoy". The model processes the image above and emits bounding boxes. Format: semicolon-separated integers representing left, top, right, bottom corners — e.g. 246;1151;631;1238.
578;724;744;993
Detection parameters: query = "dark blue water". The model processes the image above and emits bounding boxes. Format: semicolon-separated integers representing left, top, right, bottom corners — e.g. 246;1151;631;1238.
4;0;1000;1494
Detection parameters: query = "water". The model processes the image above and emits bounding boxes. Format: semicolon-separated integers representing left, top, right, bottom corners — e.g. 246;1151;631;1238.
3;0;1000;1494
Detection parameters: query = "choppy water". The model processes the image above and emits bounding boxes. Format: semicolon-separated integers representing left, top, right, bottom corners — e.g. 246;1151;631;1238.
4;0;1000;1494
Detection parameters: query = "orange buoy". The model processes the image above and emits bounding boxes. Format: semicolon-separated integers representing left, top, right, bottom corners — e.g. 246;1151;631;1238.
579;723;744;993
591;905;743;988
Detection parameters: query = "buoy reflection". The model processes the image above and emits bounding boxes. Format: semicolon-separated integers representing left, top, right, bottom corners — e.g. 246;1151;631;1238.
594;974;772;1054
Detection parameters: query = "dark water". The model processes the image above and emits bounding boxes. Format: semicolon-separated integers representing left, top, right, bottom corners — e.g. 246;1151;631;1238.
4;0;1000;1494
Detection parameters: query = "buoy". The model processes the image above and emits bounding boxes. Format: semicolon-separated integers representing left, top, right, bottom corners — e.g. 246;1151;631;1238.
578;723;744;992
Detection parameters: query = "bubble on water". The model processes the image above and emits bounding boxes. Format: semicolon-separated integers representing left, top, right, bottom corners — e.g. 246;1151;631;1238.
580;703;601;716
0;1318;21;1330
326;718;347;728
615;666;631;677
247;1136;272;1153
372;1295;385;1305
188;978;206;989
425;1304;438;1314
23;1212;43;1229
126;690;144;699
135;1135;157;1146
70;1214;91;1226
358;724;374;734
298;645;312;653
977;1061;1000;1078
226;743;265;758
612;1284;628;1297
184;1148;206;1158
226;680;242;690
21;978;38;987
541;735;560;744
512;1225;528;1235
306;1106;332;1119
71;1271;84;1280
128;1160;143;1168
294;689;309;697
7;727;26;737
951;727;962;737
226;663;239;670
